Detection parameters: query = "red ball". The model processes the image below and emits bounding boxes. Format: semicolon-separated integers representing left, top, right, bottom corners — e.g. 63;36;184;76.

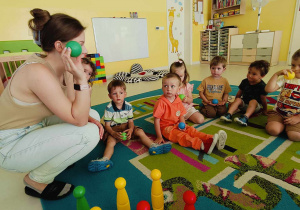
183;190;196;204
136;200;151;210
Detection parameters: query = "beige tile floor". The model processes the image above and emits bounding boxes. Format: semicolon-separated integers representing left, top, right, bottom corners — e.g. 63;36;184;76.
0;62;290;209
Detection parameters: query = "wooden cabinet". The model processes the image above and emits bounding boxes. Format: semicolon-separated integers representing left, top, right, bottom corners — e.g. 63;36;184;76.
200;28;239;63
229;31;282;66
211;0;246;20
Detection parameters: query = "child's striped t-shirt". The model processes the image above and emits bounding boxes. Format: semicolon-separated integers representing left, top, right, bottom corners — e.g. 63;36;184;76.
104;101;133;126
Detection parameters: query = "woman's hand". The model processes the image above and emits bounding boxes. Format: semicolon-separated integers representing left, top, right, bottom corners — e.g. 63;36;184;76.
61;47;86;84
88;117;104;139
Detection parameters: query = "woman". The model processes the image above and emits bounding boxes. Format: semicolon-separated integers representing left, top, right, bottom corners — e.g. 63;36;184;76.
0;8;100;200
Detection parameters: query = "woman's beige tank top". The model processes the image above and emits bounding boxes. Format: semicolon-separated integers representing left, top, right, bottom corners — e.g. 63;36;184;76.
0;54;66;130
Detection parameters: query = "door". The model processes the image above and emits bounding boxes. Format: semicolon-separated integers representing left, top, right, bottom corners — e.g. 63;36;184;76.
288;0;300;65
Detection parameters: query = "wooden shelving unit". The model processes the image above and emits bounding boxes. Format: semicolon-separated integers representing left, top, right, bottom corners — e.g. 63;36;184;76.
211;0;246;19
200;28;239;64
229;31;282;66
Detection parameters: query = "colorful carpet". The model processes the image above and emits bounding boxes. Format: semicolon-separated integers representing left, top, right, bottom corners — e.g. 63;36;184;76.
42;81;300;210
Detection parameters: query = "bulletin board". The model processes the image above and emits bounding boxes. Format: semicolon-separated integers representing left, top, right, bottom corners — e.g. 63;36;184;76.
193;0;204;25
92;18;149;63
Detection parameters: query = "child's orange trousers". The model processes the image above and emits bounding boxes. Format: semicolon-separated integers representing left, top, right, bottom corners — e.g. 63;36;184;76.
161;124;213;150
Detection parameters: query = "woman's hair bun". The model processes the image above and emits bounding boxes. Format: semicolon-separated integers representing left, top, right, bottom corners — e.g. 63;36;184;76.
28;8;51;31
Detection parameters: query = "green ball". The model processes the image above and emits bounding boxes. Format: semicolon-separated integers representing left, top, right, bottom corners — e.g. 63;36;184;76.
121;132;127;141
179;94;185;100
66;41;82;57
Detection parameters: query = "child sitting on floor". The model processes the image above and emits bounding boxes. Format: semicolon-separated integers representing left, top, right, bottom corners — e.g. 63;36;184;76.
153;73;227;154
265;49;300;141
197;56;232;118
88;80;171;172
170;59;204;124
220;60;269;126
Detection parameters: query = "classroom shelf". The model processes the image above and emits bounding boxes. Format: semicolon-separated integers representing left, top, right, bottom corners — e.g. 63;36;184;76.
200;28;239;64
211;0;245;20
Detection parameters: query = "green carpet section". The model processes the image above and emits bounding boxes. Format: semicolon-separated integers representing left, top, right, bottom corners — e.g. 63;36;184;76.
139;125;263;187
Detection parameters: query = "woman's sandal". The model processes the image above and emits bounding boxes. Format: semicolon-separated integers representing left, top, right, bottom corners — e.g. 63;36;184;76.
24;180;74;200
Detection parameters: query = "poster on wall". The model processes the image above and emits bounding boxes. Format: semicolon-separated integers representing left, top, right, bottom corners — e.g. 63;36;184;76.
167;0;184;65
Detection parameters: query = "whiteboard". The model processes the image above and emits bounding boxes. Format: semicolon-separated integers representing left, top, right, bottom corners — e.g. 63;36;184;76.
92;18;149;63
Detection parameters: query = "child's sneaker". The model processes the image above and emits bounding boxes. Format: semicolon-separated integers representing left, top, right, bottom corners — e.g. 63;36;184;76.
216;130;227;150
149;143;172;155
202;130;227;154
234;115;248;126
88;157;113;172
220;113;232;122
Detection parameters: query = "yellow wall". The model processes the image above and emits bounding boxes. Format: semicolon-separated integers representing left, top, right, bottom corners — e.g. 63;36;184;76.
0;0;168;75
208;0;297;62
192;0;212;63
0;0;297;74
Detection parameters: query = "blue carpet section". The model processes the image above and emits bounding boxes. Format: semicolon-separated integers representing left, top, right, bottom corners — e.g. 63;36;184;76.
41;142;152;210
184;147;219;164
216;170;242;194
257;133;288;157
274;187;300;210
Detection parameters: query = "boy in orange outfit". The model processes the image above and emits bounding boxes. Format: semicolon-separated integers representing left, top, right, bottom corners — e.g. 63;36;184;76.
153;73;227;154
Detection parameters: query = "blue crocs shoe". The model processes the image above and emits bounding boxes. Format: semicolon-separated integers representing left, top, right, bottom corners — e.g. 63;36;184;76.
149;143;172;155
88;159;113;172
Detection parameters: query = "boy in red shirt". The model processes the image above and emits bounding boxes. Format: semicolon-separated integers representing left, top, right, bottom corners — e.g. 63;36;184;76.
153;73;227;154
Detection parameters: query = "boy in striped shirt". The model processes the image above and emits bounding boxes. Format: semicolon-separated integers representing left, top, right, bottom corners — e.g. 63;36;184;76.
88;80;171;172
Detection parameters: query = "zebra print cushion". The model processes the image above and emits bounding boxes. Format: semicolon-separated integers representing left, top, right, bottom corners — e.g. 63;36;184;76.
141;75;159;81
113;72;130;81
153;70;169;78
131;63;143;74
144;69;156;73
125;77;141;83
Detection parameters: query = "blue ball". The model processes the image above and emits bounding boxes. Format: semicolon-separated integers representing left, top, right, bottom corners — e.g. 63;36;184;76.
178;122;185;130
212;99;218;104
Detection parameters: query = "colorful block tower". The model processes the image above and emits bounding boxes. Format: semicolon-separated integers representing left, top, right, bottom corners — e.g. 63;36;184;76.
86;53;106;84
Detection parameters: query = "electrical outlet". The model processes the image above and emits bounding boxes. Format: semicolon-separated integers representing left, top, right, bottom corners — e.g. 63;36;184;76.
159;27;164;30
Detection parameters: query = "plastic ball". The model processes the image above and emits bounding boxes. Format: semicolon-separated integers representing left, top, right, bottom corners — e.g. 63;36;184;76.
284;72;295;80
121;132;127;140
212;99;218;104
136;200;151;210
66;41;82;57
179;94;185;101
178;122;185;130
